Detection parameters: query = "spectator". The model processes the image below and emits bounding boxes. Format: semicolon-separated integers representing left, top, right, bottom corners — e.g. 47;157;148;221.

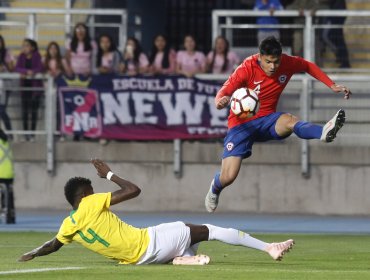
121;37;149;76
15;38;43;142
44;41;73;142
44;41;72;78
321;0;350;68
254;0;284;44
148;34;176;75
206;36;240;74
94;34;123;74
0;35;15;133
176;35;206;78
0;128;15;224
65;23;97;76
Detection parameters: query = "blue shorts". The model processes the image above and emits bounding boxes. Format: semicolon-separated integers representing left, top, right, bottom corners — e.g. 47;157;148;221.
223;112;288;159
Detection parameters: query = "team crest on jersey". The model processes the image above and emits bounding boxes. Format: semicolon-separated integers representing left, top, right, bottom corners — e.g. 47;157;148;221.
226;142;234;151
278;75;287;84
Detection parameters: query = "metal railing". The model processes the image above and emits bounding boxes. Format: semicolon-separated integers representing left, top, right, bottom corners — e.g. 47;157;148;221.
0;73;55;172
212;10;370;71
0;7;128;49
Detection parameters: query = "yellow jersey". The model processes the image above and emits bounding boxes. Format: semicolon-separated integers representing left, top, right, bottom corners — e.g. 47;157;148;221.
56;192;150;264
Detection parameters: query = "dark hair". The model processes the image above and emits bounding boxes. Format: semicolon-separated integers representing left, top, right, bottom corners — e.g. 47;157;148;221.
96;34;117;67
0;35;6;65
126;37;143;65
259;36;282;56
24;38;38;52
64;177;91;206
209;36;229;73
71;23;92;53
44;41;63;71
149;34;170;69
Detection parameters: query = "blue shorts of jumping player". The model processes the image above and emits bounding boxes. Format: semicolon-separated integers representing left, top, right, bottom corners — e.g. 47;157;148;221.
222;112;288;159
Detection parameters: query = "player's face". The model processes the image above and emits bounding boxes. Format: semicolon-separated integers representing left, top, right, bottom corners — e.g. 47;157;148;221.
258;54;281;76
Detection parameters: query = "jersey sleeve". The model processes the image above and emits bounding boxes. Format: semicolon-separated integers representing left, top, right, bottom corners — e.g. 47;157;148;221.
56;217;76;244
289;56;334;88
215;63;248;105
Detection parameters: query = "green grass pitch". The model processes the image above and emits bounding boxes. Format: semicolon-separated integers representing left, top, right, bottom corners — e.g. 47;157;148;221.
1;232;370;280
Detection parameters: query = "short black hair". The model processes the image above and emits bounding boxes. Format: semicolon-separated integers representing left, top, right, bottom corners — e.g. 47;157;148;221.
64;177;91;206
259;36;282;56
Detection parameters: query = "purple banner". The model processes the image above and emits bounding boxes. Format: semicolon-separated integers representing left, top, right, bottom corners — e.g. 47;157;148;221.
57;74;228;140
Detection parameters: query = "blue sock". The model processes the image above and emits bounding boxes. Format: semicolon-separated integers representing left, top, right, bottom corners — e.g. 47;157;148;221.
293;121;323;139
211;173;223;195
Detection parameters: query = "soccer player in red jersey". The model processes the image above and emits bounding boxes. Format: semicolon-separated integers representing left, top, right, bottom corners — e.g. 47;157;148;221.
205;36;352;212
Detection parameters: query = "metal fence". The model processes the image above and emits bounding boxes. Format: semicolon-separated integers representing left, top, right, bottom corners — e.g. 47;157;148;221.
0;7;128;51
212;10;370;72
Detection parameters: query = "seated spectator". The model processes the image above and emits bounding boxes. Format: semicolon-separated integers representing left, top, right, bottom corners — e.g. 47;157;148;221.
120;37;149;76
254;0;283;44
94;34;123;74
207;36;240;74
148;34;176;75
15;39;43;142
176;35;206;78
44;41;72;78
65;23;97;76
0;35;15;133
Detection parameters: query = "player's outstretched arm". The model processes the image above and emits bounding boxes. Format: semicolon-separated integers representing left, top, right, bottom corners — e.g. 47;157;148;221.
18;237;63;262
91;158;141;205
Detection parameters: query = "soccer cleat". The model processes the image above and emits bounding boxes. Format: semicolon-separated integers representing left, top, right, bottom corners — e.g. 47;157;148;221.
205;180;219;213
320;109;346;142
173;254;210;265
266;239;295;261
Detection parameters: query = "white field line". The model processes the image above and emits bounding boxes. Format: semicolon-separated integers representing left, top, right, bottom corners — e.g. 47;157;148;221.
0;267;85;275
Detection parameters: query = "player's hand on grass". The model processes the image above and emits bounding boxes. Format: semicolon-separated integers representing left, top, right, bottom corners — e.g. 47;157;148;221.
18;252;35;262
91;158;112;178
216;96;231;109
331;83;352;100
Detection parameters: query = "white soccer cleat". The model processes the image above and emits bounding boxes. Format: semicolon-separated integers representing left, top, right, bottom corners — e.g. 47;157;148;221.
320;109;346;142
266;239;295;261
173;254;210;265
205;180;219;213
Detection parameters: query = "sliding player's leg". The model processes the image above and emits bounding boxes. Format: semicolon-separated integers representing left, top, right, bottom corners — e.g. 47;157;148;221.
275;110;345;142
181;224;294;262
205;156;242;213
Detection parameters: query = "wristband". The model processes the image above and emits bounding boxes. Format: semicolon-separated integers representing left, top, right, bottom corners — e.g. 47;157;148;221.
106;171;114;181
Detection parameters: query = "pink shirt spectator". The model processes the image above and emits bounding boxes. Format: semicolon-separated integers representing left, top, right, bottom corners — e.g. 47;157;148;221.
176;51;206;73
45;58;70;76
126;53;149;74
152;49;176;74
207;51;240;74
66;39;97;75
101;52;114;69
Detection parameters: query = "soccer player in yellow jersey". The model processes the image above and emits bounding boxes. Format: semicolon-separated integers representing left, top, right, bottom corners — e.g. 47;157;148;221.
18;159;294;265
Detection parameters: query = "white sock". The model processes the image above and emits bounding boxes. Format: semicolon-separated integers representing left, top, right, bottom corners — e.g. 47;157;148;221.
204;224;268;251
182;243;200;257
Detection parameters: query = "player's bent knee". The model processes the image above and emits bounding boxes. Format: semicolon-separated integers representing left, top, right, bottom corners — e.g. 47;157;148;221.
280;113;299;130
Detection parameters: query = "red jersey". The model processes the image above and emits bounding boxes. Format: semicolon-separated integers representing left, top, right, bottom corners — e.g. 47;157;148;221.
216;54;334;129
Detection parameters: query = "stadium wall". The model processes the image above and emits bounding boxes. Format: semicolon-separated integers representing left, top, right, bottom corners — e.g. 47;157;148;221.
12;141;370;215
